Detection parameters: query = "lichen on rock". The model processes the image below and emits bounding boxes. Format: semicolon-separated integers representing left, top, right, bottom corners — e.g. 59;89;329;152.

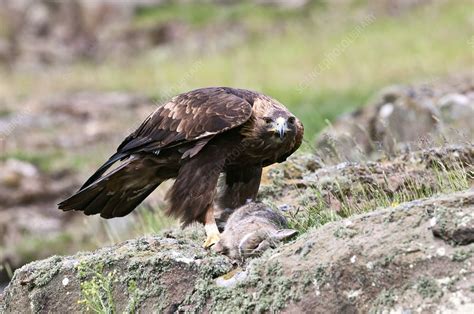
1;187;473;312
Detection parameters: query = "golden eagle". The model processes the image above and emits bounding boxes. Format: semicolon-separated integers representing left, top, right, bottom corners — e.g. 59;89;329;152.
59;87;304;247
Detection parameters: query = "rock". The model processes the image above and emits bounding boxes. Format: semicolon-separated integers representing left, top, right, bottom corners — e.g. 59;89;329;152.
316;76;474;163
260;145;473;218
0;91;162;287
432;204;474;246
0;0;259;68
1;190;473;312
0;156;168;287
0;0;178;67
0;159;37;188
0;228;233;313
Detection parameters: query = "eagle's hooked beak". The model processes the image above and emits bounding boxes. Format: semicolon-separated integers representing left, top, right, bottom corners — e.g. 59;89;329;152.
275;117;287;140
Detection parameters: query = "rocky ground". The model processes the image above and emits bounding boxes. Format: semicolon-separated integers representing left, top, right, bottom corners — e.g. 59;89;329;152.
1;75;473;311
0;0;307;68
1;142;472;312
1;187;472;312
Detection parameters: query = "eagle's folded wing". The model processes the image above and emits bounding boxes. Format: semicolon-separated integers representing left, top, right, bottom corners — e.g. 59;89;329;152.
117;87;254;154
79;87;254;189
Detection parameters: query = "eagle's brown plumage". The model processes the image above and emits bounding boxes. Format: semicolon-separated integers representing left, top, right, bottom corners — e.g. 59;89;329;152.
59;87;303;245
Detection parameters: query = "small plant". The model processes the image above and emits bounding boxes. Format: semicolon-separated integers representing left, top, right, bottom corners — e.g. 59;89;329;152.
0;263;13;280
286;185;341;232
97;203;177;245
77;262;118;314
372;289;397;309
286;155;472;233
451;249;473;262
416;277;441;299
134;204;176;236
127;280;145;314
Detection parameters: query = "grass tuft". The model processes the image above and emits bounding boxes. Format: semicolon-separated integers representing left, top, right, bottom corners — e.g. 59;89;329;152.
134;204;177;236
287;157;472;233
77;262;117;314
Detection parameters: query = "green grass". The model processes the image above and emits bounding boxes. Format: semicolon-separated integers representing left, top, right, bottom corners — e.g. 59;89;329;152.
134;205;176;236
98;203;177;245
1;1;472;140
133;1;321;28
0;0;471;253
0;108;10;117
287;158;473;233
0;148;97;173
77;262;117;314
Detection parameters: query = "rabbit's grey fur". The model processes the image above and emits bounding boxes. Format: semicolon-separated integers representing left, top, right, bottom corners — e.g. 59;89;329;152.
214;202;297;260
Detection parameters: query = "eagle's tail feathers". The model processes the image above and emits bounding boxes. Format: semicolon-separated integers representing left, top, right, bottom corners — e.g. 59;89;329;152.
80;152;129;190
59;157;161;219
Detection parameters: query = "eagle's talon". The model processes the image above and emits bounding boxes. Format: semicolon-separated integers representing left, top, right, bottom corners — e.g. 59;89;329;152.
203;233;221;248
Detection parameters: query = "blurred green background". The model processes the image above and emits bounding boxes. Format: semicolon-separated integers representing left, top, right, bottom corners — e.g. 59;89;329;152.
1;0;472;140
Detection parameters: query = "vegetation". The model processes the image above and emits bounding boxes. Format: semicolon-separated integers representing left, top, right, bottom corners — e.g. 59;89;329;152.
97;204;176;245
0;150;64;172
416;277;441;299
77;263;117;314
1;1;472;140
133;1;316;27
286;157;473;233
1;2;473;312
134;205;177;236
0;264;13;280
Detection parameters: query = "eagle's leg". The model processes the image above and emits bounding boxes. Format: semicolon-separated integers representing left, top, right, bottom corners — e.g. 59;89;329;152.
203;204;220;248
218;165;263;209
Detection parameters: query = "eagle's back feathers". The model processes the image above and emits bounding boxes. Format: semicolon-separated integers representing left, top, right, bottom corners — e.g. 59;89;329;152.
117;87;255;155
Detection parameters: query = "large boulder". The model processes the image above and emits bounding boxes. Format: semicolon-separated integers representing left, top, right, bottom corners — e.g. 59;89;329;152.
1;189;473;312
316;76;474;163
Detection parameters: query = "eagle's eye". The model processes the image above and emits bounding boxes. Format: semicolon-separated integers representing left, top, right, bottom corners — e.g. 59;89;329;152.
263;117;273;124
287;116;296;124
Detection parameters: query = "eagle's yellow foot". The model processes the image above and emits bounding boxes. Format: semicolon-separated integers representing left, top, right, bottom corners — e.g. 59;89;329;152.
203;232;221;248
203;221;221;248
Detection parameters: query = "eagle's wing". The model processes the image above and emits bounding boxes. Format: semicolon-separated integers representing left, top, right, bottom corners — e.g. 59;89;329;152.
118;87;254;154
80;87;254;189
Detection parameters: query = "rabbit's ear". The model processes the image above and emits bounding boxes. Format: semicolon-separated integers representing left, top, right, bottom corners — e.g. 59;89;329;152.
271;229;298;241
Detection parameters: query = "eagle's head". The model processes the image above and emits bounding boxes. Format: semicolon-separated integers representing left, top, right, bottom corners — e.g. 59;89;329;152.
252;97;300;145
261;114;297;142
